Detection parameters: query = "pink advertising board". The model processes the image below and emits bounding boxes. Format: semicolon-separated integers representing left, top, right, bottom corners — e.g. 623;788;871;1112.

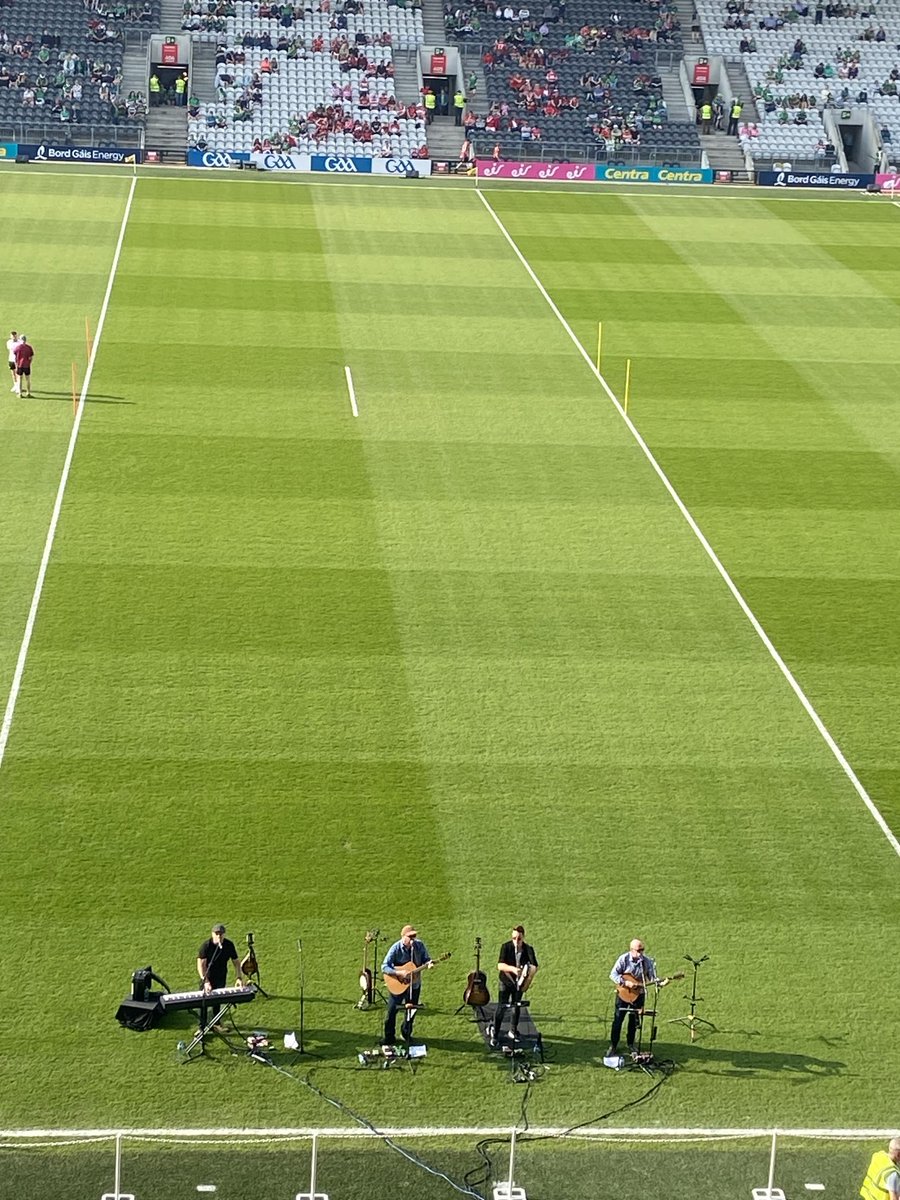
476;160;595;182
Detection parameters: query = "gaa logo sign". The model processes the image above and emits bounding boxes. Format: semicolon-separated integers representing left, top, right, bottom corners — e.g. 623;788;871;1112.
384;157;417;174
263;153;299;170
323;156;359;172
202;150;238;168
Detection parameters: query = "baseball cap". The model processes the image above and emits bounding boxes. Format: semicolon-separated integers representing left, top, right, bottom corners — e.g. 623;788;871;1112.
212;922;226;933
401;924;417;938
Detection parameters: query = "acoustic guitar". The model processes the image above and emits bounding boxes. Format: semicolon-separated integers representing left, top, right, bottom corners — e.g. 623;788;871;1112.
463;937;490;1007
616;970;684;1004
358;929;377;1006
383;951;452;996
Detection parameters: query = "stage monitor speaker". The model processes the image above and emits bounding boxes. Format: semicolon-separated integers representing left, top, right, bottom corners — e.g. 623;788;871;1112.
131;965;153;1001
116;996;162;1031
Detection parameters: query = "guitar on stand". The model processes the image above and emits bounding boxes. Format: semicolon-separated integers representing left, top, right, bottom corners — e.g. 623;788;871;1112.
461;937;490;1012
240;931;269;998
357;929;383;1010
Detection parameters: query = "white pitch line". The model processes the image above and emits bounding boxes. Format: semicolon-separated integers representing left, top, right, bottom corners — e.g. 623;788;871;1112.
344;364;359;417
475;187;900;862
0;1125;897;1139
0;174;137;770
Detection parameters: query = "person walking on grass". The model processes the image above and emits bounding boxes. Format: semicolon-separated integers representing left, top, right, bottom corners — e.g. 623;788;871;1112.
6;329;22;393
14;335;34;397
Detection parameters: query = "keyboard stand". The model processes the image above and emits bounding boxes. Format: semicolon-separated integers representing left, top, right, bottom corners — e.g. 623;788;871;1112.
179;1001;239;1063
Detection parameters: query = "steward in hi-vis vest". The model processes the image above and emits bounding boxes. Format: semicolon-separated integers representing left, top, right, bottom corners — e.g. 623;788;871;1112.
860;1141;900;1200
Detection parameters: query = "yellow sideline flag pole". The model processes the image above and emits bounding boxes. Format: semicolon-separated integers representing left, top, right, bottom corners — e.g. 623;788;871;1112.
624;358;632;415
596;322;603;373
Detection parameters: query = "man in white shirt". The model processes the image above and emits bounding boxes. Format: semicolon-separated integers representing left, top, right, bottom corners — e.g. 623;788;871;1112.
6;330;22;393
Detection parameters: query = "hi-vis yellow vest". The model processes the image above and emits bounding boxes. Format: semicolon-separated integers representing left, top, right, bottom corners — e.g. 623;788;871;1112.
860;1151;897;1200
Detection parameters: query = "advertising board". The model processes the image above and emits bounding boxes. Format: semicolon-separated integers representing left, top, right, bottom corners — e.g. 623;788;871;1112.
187;149;250;168
757;169;874;188
19;143;142;164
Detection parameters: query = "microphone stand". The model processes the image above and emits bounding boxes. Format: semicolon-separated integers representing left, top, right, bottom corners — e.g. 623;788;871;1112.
292;937;320;1057
668;953;716;1041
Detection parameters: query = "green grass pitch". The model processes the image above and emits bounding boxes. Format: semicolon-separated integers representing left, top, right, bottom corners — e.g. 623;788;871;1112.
0;170;897;1174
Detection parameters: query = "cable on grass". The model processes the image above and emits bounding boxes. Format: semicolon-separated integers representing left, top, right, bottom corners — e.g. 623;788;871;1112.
463;1057;675;1191
245;1050;486;1200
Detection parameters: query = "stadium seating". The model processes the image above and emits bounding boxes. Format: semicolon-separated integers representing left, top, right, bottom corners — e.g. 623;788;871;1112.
0;0;152;135
444;0;701;160
695;0;900;163
187;1;426;157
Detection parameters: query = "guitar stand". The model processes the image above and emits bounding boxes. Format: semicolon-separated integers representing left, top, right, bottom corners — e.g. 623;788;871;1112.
179;1001;241;1063
668;953;715;1042
245;947;270;1000
357;930;387;1011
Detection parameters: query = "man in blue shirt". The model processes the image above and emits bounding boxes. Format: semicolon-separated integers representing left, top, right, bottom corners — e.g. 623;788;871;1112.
607;938;656;1056
381;924;433;1050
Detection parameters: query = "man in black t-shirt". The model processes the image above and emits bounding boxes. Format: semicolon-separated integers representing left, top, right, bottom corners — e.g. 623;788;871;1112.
491;925;538;1047
196;923;244;1028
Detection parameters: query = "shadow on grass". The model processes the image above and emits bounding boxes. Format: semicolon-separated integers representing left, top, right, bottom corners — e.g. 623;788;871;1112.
41;390;134;404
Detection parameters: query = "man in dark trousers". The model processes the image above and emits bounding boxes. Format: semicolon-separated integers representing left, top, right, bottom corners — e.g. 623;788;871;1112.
196;923;245;1031
490;925;538;1047
381;923;434;1050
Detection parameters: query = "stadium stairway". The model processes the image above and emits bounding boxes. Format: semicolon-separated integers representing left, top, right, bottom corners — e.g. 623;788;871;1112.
660;65;693;124
426;113;465;158
122;43;149;103
160;0;184;31
392;53;423;108
191;42;218;104
420;0;447;46
146;105;189;153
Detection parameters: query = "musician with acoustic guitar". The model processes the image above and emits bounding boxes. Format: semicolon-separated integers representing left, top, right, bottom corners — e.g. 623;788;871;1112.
197;923;245;1032
490;925;538;1048
381;924;434;1050
608;938;657;1055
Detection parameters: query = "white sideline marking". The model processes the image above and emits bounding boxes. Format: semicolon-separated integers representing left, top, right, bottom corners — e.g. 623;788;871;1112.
0;1126;897;1140
344;365;358;417
0;175;138;770
475;187;900;862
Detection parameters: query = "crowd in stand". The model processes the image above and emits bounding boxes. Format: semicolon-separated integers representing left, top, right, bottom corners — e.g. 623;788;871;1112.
183;0;420;34
189;1;426;154
466;3;674;150
0;28;145;121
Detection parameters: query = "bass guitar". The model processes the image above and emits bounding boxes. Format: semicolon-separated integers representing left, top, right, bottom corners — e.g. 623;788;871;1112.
616;970;684;1005
383;952;452;996
463;937;490;1007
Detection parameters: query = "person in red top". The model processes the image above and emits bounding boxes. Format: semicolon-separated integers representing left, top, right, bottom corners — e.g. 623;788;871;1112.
14;335;34;397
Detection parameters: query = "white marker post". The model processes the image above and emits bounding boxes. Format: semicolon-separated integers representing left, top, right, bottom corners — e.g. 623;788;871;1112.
344;366;358;418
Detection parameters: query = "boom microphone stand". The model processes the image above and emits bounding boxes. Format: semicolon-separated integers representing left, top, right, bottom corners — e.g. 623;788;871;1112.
668;953;716;1042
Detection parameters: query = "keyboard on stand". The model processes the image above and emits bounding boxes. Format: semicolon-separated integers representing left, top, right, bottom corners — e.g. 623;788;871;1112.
160;985;256;1012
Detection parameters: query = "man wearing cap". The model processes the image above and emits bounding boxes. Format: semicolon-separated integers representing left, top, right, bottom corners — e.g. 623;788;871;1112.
381;924;433;1050
608;937;657;1056
861;1138;900;1200
197;923;245;1030
490;924;538;1047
